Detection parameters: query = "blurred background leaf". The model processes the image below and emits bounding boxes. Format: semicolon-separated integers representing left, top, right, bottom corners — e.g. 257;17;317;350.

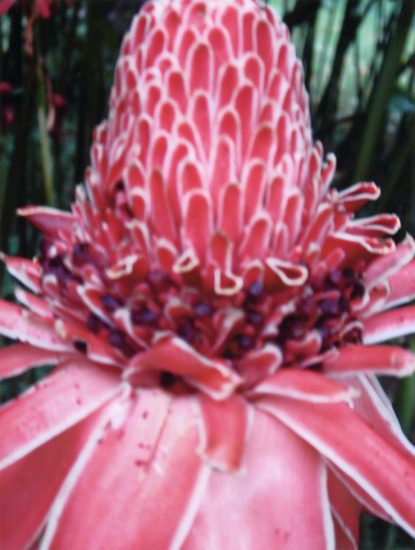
0;1;414;547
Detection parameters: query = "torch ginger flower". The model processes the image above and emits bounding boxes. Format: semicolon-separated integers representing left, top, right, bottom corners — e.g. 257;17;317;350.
1;0;415;548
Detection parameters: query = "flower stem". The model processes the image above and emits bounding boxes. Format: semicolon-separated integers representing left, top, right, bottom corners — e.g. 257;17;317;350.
352;0;414;182
36;61;54;206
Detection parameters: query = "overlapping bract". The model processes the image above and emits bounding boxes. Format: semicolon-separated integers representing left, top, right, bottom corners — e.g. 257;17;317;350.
1;1;415;548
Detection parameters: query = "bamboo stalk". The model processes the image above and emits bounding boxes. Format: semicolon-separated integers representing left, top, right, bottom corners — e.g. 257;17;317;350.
352;0;414;183
36;61;55;206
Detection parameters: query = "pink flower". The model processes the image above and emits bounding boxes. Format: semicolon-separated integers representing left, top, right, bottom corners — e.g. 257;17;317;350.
1;0;415;548
0;0;53;18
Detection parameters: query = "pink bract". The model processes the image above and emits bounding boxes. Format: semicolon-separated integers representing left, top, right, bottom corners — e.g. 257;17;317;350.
1;0;415;548
0;0;52;17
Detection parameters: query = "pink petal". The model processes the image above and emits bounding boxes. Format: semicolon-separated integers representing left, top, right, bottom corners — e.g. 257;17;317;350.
188;41;212;93
0;343;59;380
183;190;212;263
36;0;52;18
0;361;119;469
323;344;415;377
336;182;380;213
2;255;41;292
327;471;360;550
18;206;74;237
332;517;358;550
46;395;208;550
250;368;356;403
265;257;308;288
387;258;415;308
0;407;104;550
345;375;415;457
218;181;242;242
328;376;415;519
236;344;281;388
363;305;415;344
330;465;392;524
129;336;241;399
242;160;267;222
182;408;334;550
0;0;15;16
235;83;255;159
364;234;415;287
258;397;415;537
197;393;248;471
149;169;177;244
0;299;70;351
14;287;53;318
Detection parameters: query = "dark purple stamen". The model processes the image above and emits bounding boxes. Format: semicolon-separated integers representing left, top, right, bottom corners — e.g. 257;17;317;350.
319;298;341;316
342;267;356;282
279;315;307;340
108;329;125;348
43;255;74;286
87;314;101;334
247;310;263;326
237;334;253;349
147;270;170;288
297;296;315;317
193;302;212;317
108;330;136;357
339;296;350;313
318;325;333;340
39;238;52;259
72;242;94;268
248;281;264;298
131;308;159;325
115;181;124;191
160;371;177;389
101;294;123;312
350;282;365;300
178;322;196;343
325;270;342;288
74;340;87;353
308;362;323;372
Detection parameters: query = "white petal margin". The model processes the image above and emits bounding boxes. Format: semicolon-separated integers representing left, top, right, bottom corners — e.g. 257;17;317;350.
257;396;415;538
0;361;120;470
39;393;131;550
182;408;335;550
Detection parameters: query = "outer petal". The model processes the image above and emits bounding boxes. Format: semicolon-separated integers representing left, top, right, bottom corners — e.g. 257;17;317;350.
0;361;119;469
1;255;41;292
0;406;106;550
323;344;415;377
18;206;74;237
0;343;59;380
45;394;209;550
354;375;415;456
197;393;249;471
249;368;357;403
363;305;415;344
183;407;335;550
258;396;415;537
0;300;70;351
386;258;415;309
364;234;415;288
327;471;360;550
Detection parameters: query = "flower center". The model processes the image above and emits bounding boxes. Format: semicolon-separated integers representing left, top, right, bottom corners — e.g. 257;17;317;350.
39;235;364;381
